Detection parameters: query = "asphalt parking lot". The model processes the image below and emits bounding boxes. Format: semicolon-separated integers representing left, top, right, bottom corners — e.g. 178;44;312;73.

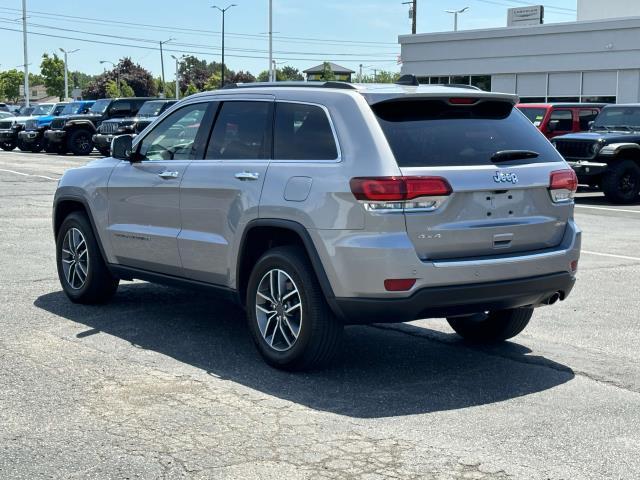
1;150;639;479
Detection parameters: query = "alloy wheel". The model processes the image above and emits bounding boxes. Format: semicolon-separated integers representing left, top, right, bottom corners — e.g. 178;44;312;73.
61;227;89;290
255;269;302;352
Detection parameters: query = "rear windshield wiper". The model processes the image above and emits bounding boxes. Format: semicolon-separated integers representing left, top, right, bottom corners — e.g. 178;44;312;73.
491;150;539;163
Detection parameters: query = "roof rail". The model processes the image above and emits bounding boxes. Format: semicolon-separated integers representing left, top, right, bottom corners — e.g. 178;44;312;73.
222;81;357;90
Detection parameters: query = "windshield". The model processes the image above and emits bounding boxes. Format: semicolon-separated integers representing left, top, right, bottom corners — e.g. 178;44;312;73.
518;107;548;127
593;107;640;130
89;99;111;114
373;99;561;167
61;103;82;115
19;106;35;116
31;104;54;116
138;101;166;117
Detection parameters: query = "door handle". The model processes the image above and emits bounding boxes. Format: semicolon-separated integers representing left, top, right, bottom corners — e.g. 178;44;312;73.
158;171;179;180
235;171;260;181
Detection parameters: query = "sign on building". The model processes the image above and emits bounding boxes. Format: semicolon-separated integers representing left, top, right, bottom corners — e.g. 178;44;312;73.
507;5;544;27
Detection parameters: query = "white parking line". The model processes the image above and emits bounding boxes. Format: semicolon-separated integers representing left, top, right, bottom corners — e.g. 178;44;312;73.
582;250;640;262
576;205;640;214
0;168;58;181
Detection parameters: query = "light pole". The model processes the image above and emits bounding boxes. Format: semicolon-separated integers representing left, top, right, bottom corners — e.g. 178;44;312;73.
159;38;175;97
358;64;373;83
171;54;185;99
22;0;29;107
212;4;237;89
445;7;469;32
59;48;79;101
268;0;273;82
100;60;119;97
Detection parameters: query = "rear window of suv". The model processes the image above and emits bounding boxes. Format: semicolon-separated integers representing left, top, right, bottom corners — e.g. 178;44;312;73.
372;99;561;167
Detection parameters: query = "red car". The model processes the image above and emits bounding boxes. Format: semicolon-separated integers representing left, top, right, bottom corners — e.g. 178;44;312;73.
517;103;605;139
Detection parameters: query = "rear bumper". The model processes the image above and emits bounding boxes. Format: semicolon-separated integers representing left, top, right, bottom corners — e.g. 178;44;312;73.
44;129;66;144
333;272;575;324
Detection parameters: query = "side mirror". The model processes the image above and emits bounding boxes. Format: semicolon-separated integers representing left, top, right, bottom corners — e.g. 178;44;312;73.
588;120;595;130
111;134;135;161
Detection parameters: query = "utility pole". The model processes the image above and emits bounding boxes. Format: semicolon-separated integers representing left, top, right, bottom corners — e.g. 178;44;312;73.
402;0;417;34
171;55;183;99
22;0;29;107
60;48;79;101
213;4;237;89
159;38;174;98
268;0;273;82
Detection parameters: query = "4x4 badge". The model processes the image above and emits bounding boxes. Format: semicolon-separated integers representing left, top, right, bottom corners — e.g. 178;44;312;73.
493;172;518;184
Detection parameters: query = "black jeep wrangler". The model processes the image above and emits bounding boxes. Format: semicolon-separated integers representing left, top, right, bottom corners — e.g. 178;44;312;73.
44;98;150;156
553;104;640;203
92;99;176;156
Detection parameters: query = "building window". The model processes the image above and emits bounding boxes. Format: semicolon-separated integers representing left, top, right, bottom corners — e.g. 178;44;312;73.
518;97;546;104
429;76;450;85
471;75;491;91
547;97;580;103
451;75;470;85
581;96;616;104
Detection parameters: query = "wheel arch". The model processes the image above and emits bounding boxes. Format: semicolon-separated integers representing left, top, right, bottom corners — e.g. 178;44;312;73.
53;196;110;267
236;219;342;317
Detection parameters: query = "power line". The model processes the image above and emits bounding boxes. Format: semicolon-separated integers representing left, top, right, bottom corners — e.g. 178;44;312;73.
0;6;399;47
0;25;398;64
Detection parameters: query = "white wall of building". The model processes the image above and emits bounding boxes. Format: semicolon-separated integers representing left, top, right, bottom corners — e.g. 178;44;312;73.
399;17;640;103
578;0;640;21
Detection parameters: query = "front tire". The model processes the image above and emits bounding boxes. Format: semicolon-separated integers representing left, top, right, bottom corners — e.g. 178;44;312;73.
1;141;16;151
56;212;119;304
602;160;640;204
97;146;111;157
17;138;30;151
246;246;343;371
447;307;534;343
67;129;94;156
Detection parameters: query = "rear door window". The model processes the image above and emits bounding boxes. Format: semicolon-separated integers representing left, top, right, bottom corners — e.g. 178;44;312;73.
579;109;599;130
372;99;561;167
274;102;338;160
206;101;272;160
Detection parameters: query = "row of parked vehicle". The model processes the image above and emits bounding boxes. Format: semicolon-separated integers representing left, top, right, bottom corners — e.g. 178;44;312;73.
0;98;176;156
518;102;640;204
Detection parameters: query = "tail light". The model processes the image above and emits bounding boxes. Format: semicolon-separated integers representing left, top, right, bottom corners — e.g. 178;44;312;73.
350;176;452;212
449;97;478;105
384;278;417;292
549;169;578;203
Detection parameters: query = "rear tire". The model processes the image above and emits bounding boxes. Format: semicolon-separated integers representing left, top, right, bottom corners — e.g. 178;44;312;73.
447;307;534;343
602;160;640;204
246;246;343;371
67;129;94;156
56;212;119;304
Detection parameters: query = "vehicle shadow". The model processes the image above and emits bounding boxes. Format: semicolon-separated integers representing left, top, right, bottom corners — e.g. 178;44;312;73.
34;283;574;419
576;188;640;206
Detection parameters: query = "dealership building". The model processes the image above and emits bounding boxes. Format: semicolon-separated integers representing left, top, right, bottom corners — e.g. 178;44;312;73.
399;0;640;104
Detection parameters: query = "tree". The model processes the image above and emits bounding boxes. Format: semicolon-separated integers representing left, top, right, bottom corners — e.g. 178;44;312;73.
319;62;336;81
105;79;134;98
227;70;256;84
40;53;66;99
83;57;157;99
0;70;23;103
257;70;269;82
204;72;222;91
184;84;199;97
280;66;303;81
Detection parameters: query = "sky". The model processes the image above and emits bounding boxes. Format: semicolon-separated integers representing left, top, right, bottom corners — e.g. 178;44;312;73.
0;0;577;80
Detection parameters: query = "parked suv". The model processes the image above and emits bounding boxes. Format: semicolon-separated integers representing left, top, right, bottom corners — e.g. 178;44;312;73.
45;97;150;155
92;99;177;156
518;103;604;139
53;82;581;370
0;103;59;151
552;104;640;203
18;102;91;153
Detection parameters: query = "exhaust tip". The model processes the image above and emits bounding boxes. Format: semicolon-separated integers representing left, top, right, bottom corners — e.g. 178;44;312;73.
544;292;561;305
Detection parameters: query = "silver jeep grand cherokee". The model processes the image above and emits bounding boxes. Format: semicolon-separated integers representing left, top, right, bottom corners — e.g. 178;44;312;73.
53;80;581;370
